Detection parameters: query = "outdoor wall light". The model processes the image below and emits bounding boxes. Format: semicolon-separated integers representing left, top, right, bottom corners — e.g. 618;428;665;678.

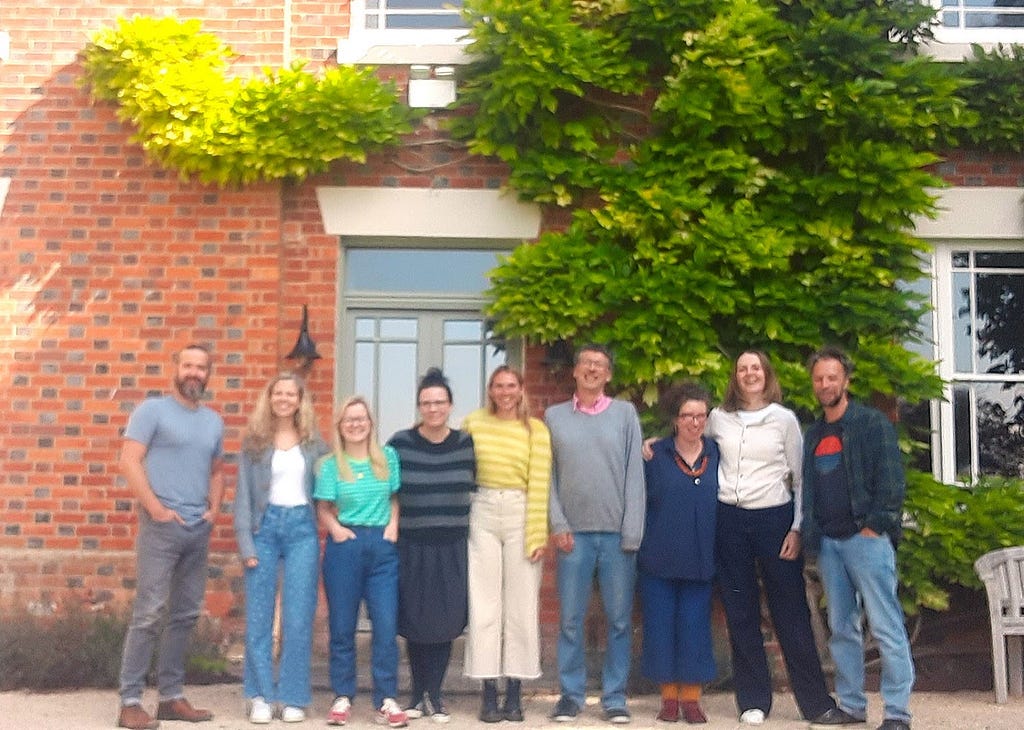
542;340;574;372
0;31;11;63
407;64;457;109
286;304;322;370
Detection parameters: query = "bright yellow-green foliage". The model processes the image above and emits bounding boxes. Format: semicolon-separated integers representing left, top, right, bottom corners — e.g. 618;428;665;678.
81;16;417;186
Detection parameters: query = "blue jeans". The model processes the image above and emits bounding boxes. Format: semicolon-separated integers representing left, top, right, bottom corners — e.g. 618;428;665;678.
556;532;637;710
243;505;319;707
323;527;400;707
119;513;212;705
819;534;914;722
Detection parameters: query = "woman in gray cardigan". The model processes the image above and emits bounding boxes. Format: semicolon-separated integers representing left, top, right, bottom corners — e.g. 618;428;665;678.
234;372;329;724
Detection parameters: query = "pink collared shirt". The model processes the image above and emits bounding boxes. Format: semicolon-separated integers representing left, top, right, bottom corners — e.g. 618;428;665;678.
572;392;612;415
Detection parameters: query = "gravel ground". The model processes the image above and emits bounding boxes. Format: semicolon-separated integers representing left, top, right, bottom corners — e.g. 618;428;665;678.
1;684;1021;730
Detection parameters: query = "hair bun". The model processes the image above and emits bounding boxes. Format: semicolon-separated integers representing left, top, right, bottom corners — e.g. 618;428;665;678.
419;367;450;389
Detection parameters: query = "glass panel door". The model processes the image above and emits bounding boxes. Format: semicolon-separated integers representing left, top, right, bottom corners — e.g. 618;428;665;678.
349;311;505;442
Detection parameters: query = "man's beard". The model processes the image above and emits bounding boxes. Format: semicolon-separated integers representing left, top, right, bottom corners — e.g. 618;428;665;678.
818;390;845;409
175;375;206;402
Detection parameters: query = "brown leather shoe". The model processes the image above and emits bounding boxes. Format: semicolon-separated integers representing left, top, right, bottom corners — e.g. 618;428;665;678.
118;705;160;730
156;698;213;723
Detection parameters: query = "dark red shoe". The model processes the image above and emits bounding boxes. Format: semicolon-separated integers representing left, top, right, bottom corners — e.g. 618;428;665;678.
681;702;707;724
657;699;679;722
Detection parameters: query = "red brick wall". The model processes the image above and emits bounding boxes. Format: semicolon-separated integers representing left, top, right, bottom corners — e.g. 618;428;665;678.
0;3;520;625
2;3;1023;650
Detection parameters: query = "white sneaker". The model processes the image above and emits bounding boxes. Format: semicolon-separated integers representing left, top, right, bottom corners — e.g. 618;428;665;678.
740;708;766;725
328;696;352;726
377;698;409;728
282;706;306;722
249;697;272;724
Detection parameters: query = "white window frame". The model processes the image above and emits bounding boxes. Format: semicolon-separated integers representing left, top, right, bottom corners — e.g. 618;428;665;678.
339;0;471;65
926;0;1024;59
915;187;1024;483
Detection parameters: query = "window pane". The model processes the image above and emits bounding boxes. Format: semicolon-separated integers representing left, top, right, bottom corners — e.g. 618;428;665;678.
974;273;1024;375
975;251;1024;269
964;0;1022;7
953;384;973;480
356;318;375;338
902;268;933;359
346;249;503;294
975;382;1024;479
444;320;483;340
380;318;418;339
952;251;970;268
953;271;973;373
385;14;467;28
355;342;377;401
387;0;458;8
441;317;507;427
445;343;485;428
378;343;418;441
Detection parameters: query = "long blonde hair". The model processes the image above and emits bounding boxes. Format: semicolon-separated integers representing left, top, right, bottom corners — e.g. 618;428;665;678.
243;372;317;455
486;365;532;432
331;395;390;482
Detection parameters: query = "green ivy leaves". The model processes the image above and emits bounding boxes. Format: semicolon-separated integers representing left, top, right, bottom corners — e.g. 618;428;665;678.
81;16;416;186
454;0;976;406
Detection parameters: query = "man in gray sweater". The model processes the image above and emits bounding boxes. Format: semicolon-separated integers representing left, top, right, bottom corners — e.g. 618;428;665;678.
545;344;646;724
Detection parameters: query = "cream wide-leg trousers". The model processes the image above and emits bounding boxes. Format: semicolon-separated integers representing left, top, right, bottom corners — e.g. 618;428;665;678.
464;487;543;679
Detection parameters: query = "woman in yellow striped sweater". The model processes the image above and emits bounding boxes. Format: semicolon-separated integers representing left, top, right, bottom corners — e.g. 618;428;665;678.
461;366;552;723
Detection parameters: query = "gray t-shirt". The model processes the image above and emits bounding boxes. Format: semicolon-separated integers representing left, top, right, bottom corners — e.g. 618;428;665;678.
124;395;224;525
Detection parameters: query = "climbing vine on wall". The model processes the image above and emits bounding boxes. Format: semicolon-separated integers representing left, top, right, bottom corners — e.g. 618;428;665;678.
81;16;417;186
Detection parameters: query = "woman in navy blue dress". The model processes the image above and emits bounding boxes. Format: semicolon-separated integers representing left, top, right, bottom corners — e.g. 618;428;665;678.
639;383;719;724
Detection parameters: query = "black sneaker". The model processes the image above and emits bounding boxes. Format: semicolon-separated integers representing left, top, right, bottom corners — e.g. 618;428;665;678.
426;697;450;725
876;721;910;730
810;707;867;727
550;696;579;722
604;707;631;724
404;698;426;720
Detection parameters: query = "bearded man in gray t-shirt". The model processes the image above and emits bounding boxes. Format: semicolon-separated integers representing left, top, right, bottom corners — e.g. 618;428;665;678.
116;344;224;730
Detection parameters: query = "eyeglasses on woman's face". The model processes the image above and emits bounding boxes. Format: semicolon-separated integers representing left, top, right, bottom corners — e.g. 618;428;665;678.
676;411;708;423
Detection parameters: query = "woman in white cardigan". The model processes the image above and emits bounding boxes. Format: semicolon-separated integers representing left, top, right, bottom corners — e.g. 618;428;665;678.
710;351;838;726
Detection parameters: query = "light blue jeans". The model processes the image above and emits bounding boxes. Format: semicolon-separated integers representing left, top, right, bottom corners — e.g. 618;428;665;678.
819;534;914;722
243;505;320;707
119;513;212;705
556;532;637;711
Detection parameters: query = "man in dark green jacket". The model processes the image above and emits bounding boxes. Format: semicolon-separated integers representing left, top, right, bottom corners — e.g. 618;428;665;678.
801;346;914;730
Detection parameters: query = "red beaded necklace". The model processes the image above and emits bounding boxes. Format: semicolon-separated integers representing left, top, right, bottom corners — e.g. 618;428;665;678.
672;445;709;482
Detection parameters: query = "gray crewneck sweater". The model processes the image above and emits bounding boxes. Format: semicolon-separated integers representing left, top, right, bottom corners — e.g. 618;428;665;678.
544;398;646;551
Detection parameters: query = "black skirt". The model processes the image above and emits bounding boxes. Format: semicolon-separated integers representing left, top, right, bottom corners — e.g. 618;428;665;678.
397;538;468;643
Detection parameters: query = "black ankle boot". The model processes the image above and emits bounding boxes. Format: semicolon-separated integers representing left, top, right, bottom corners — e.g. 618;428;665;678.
503;678;524;722
480;679;502;723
